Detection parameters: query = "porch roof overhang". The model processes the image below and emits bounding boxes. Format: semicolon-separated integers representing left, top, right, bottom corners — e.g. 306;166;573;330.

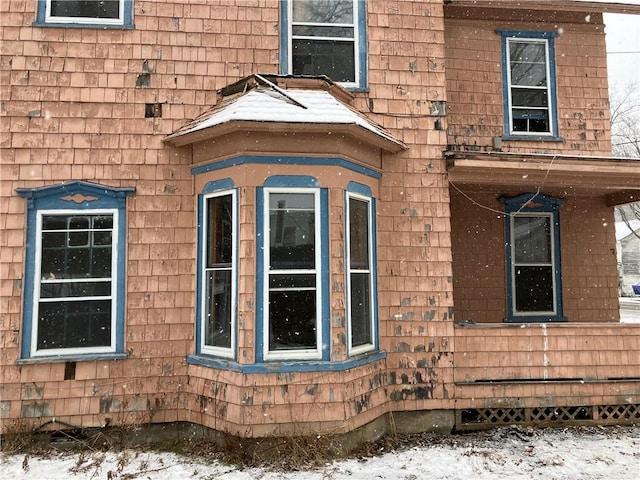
164;74;406;154
445;0;640;16
445;150;640;206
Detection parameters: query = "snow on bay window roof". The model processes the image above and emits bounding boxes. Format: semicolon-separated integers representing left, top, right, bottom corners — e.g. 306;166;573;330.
165;74;406;152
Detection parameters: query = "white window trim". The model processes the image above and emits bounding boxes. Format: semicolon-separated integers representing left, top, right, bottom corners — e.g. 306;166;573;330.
287;0;361;89
45;0;125;26
200;190;237;358
506;37;554;136
31;208;119;357
263;187;322;361
509;212;557;317
346;192;375;356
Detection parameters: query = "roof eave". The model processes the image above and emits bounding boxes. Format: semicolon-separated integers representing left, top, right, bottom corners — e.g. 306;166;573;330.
165;120;407;153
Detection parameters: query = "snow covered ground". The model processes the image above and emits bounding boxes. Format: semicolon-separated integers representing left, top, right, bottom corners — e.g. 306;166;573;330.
1;425;639;480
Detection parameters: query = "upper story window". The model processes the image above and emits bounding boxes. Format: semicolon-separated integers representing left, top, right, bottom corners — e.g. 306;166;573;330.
501;193;565;322
17;181;134;360
198;183;237;359
500;31;559;138
281;0;367;89
346;185;377;355
35;0;134;28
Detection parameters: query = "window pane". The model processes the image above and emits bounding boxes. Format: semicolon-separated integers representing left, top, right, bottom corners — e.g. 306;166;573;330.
349;198;369;269
270;273;316;289
37;299;111;349
50;0;120;19
292;25;354;38
269;289;317;350
514;216;551;263
292;0;354;24
40;280;111;298
204;269;232;349
510;42;546;66
68;216;90;246
350;272;371;347
292;39;355;82
514;266;554;312
512;115;550;133
511;63;547;87
511;88;548;108
42;215;66;231
41;214;113;280
269;193;316;269
207;195;233;266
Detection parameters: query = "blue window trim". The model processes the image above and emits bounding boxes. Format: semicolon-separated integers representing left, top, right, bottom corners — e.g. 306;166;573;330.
187;349;386;373
191;155;381;180
195;179;238;359
345;182;379;355
34;0;134;29
16;181;134;361
498;30;560;140
256;176;331;362
500;193;566;323
280;0;368;91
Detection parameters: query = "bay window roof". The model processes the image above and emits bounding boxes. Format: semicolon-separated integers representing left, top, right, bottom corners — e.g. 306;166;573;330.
165;74;406;153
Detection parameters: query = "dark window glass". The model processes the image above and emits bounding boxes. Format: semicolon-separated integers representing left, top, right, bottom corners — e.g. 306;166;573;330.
37;299;111;350
268;193;315;269
514;266;554;312
204;194;234;350
37;213;114;350
511;89;548;108
350;272;371;347
514;216;551;263
269;289;317;350
513;215;554;313
50;0;120;19
291;0;356;83
508;39;551;133
207;195;233;267
204;270;232;349
349;198;369;268
292;39;355;82
348;197;372;348
267;191;318;354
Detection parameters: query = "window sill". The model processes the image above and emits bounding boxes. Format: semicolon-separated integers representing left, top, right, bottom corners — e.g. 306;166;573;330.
17;353;127;364
505;315;568;323
32;21;134;29
187;350;386;373
502;134;564;142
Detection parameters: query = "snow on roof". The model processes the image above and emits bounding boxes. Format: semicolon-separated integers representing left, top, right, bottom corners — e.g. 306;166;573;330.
166;86;406;150
616;219;640;242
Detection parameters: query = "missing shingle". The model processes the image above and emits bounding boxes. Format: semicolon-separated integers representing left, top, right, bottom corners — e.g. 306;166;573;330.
145;103;162;118
64;362;76;380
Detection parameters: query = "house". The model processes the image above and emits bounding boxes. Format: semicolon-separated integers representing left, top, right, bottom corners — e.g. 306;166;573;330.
616;216;640;297
1;0;639;443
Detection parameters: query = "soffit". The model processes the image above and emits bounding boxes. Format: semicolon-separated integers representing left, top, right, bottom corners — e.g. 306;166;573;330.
445;1;640;18
445;151;640;205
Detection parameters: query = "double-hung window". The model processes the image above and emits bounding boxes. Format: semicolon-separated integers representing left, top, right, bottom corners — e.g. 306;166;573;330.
199;189;237;358
501;193;565;322
346;190;376;355
263;188;322;360
500;31;559;137
17;181;133;359
35;0;134;27
281;0;367;89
